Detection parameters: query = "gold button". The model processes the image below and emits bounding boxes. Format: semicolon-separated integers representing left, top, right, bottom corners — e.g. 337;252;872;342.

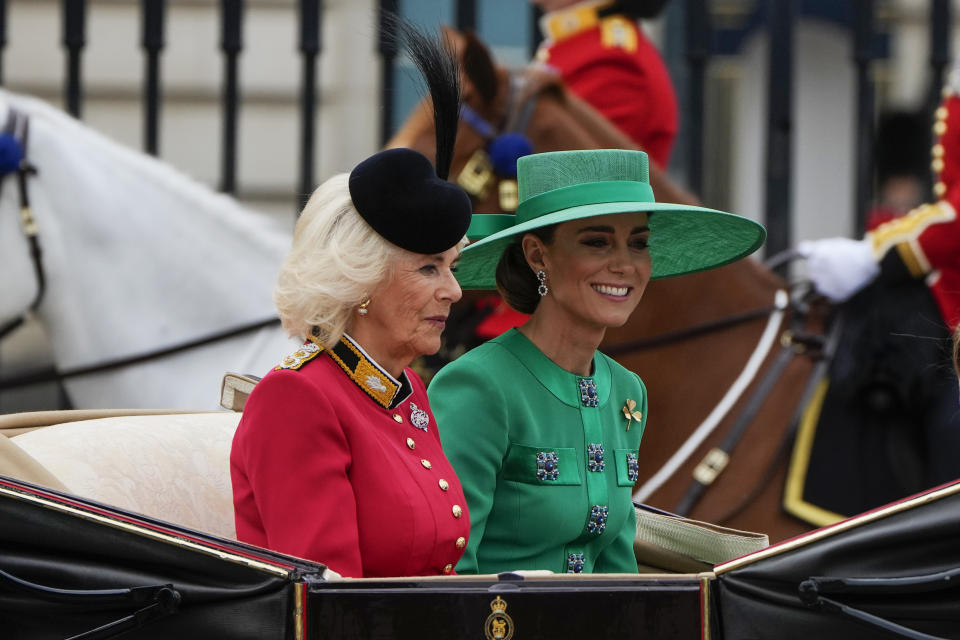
452;504;463;518
456;536;466;549
442;563;453;574
438;479;449;491
393;414;403;423
406;437;415;450
421;459;432;469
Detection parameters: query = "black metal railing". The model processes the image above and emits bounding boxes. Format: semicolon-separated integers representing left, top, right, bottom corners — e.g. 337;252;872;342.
62;0;86;119
0;1;948;234
763;0;796;266
142;0;165;156
298;0;322;207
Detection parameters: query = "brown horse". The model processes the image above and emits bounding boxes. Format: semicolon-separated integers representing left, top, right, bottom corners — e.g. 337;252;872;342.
388;29;820;543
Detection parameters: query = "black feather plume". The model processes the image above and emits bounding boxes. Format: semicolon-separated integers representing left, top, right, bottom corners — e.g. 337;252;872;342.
388;16;461;180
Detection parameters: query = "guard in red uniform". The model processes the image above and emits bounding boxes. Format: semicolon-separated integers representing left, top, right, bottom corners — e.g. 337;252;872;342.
534;0;677;167
800;68;960;329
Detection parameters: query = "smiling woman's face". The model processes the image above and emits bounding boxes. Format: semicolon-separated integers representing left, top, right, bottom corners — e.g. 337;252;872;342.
530;212;652;330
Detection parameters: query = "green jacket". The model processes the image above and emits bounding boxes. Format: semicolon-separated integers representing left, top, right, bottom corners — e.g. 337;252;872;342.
428;328;647;575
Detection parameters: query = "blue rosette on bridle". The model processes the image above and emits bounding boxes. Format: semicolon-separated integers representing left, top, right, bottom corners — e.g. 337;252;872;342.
0;132;25;175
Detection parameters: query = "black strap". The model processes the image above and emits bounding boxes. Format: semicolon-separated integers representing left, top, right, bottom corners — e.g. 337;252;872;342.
711;312;846;525
799;571;959;640
0;316;281;391
672;343;799;516
602;305;779;356
0;113;43;342
0;566;180;640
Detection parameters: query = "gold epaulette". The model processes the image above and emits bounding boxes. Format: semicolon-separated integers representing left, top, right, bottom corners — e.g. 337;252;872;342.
600;15;638;53
868;201;957;277
275;342;322;371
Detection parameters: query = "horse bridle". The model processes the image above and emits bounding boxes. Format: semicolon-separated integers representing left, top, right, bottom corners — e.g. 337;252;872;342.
0;107;44;343
456;70;538;212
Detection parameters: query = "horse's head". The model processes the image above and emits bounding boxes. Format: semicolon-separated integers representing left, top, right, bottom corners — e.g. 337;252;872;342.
389;27;546;213
388;27;698;213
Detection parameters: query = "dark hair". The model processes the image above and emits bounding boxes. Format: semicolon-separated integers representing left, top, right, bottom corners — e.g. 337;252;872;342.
602;0;670;20
495;226;557;314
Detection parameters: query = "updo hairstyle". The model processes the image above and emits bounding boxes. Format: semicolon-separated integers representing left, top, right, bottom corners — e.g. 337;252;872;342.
495;225;557;315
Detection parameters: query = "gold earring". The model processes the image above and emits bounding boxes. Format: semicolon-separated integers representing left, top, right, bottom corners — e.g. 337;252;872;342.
358;298;371;316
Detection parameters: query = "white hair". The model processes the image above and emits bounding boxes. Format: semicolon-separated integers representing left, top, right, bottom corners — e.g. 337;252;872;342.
274;173;402;346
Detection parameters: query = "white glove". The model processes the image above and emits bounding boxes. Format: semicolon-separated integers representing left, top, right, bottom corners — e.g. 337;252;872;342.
797;237;879;302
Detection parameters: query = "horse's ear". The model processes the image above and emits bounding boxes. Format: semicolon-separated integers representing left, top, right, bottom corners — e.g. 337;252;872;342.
462;29;498;106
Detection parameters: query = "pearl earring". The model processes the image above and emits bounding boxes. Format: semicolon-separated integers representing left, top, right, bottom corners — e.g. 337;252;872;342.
358;298;371;316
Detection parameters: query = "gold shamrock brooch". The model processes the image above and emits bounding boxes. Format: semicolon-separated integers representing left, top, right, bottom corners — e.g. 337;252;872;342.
622;399;643;431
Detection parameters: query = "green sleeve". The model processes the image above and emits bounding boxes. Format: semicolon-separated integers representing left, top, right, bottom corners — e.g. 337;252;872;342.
428;358;510;574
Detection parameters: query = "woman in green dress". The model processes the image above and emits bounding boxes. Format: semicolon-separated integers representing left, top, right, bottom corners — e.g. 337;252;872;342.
428;149;765;574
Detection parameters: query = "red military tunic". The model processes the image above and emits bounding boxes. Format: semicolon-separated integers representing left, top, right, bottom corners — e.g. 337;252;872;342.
869;197;960;328
866;86;960;329
230;333;469;577
535;2;678;167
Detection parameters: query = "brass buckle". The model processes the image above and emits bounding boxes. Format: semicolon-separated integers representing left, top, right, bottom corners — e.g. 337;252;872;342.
457;149;494;200
498;179;518;212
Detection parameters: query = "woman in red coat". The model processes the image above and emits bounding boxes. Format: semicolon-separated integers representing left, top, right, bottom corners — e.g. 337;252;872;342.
230;26;472;578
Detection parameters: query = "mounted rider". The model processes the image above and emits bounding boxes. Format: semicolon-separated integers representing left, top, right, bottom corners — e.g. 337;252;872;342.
532;0;676;168
800;64;960;330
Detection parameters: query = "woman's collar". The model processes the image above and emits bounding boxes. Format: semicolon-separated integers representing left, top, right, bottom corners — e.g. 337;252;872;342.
493;328;612;407
309;332;413;409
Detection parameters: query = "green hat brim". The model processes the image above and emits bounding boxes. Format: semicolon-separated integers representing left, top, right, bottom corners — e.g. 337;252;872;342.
466;213;515;241
455;201;766;290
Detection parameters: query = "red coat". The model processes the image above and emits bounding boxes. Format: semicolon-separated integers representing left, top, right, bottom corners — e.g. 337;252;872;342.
230;334;469;578
536;5;678;167
869;196;960;328
867;87;960;329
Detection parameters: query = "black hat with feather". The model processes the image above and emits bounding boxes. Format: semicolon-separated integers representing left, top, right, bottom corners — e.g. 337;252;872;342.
348;20;471;255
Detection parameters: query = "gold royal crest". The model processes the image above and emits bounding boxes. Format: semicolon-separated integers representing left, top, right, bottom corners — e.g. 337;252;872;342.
484;596;515;640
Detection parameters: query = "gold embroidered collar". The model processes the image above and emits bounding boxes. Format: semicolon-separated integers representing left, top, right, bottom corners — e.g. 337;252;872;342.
540;0;615;43
308;333;412;410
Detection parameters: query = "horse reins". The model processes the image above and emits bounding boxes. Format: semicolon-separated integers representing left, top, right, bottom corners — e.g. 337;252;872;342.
602;304;784;355
0;109;44;343
637;283;833;521
0;315;281;392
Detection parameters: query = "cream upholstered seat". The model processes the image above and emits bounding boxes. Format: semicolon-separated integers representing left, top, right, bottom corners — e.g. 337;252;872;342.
9;412;241;540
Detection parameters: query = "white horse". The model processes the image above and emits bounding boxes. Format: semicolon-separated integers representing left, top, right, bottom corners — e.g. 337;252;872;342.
0;89;298;410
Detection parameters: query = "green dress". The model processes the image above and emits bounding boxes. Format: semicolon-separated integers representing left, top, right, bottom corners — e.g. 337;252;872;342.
428;328;647;574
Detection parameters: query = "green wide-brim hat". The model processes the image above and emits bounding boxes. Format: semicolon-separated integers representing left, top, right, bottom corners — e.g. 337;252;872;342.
456;149;766;290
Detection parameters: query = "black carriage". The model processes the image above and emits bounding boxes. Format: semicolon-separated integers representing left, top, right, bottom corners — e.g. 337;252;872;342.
2;434;960;639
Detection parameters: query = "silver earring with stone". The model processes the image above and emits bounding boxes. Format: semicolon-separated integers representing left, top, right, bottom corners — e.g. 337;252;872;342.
537;270;548;297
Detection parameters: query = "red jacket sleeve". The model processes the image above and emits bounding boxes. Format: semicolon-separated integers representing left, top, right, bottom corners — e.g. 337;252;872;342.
232;371;362;576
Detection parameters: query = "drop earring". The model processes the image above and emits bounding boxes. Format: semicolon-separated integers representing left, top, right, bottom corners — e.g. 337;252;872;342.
358;298;371;316
537;270;548;297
